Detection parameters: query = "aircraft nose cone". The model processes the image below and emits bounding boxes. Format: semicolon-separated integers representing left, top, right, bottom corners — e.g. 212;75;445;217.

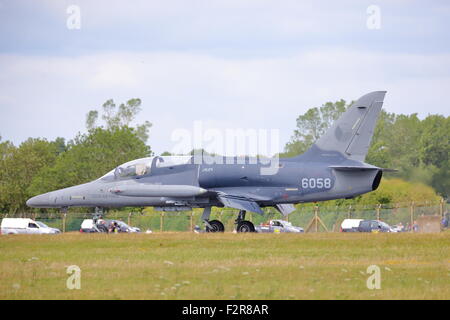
26;194;50;208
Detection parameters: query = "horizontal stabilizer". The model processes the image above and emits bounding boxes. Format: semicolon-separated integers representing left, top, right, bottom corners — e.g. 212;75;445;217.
329;165;379;171
380;168;398;172
276;204;296;216
330;165;397;172
218;194;263;214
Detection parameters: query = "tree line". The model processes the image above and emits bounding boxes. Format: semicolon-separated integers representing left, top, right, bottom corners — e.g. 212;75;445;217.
281;99;449;199
0;97;447;213
0;99;151;213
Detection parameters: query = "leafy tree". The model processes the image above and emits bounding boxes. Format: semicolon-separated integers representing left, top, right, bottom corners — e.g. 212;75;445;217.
356;178;440;205
0;138;16;212
418;115;450;197
366;110;396;168
367;113;449;197
282;99;350;157
419;115;449;167
53;137;67;155
283;98;449;198
0;138;60;212
136;120;152;143
28;127;151;196
430;161;449;198
86;98;152;143
86;110;98;131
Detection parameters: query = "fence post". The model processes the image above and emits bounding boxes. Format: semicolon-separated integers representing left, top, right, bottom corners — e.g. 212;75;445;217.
410;202;414;232
190;211;193;232
160;212;164;232
62;213;67;233
348;205;352;219
376;204;381;221
314;205;318;232
128;212;132;226
440;198;444;218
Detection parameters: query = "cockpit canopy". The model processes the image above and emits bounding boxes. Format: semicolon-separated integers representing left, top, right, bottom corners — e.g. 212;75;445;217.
99;156;193;180
115;160;150;178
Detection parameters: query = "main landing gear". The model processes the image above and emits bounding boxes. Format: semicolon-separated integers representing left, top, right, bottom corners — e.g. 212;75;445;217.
200;207;255;233
235;210;255;233
202;207;225;233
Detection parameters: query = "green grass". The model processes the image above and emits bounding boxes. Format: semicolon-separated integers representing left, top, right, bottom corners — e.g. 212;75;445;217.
0;232;449;300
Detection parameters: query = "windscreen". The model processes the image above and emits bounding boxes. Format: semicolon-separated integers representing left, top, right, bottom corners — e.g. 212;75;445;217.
36;221;48;228
114;157;154;179
99;156;193;180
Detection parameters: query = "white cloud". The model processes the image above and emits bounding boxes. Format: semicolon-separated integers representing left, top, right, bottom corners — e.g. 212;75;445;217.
88;59;138;89
0;49;449;154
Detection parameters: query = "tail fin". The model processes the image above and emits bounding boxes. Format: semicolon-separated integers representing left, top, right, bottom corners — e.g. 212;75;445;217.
302;91;386;162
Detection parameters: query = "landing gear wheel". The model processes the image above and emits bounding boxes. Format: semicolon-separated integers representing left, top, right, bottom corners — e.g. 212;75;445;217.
206;220;225;233
236;220;255;233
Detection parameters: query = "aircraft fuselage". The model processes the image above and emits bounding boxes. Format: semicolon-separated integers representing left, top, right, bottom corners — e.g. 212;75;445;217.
26;156;381;209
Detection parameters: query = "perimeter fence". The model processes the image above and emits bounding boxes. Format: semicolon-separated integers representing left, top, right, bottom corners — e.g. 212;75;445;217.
1;199;447;233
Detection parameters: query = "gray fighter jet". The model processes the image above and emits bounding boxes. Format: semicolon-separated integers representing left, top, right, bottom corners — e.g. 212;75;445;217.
27;91;388;232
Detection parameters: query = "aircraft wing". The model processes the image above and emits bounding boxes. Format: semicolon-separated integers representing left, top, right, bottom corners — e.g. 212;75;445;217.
275;204;296;216
217;194;264;214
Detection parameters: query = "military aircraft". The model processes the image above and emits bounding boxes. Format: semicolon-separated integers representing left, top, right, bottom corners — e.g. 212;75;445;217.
27;91;388;232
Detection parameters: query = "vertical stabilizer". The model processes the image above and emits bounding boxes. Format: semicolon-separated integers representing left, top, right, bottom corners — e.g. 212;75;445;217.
302;91;386;162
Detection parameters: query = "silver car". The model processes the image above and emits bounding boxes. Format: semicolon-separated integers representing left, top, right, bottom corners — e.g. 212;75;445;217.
255;219;304;233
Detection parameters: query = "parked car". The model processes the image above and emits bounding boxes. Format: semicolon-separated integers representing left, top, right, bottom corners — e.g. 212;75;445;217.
391;223;406;232
255;220;304;233
80;219;100;233
1;218;60;235
109;220;141;233
79;219;141;233
340;219;363;232
357;220;395;233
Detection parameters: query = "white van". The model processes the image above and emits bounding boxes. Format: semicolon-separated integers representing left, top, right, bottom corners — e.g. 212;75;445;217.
340;219;363;232
1;218;61;235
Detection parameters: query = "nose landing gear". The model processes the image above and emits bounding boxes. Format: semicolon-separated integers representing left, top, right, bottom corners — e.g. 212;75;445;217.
202;207;224;233
206;220;225;232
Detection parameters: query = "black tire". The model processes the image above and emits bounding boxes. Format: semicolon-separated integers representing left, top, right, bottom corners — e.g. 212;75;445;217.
237;220;255;233
206;220;225;233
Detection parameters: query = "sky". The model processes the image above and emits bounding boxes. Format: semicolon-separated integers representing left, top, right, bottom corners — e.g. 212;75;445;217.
0;0;449;155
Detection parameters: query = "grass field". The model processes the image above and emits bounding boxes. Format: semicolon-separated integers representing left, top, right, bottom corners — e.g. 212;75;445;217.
0;232;449;300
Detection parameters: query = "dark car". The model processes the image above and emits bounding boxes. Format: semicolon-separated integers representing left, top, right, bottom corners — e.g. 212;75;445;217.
358;220;394;233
